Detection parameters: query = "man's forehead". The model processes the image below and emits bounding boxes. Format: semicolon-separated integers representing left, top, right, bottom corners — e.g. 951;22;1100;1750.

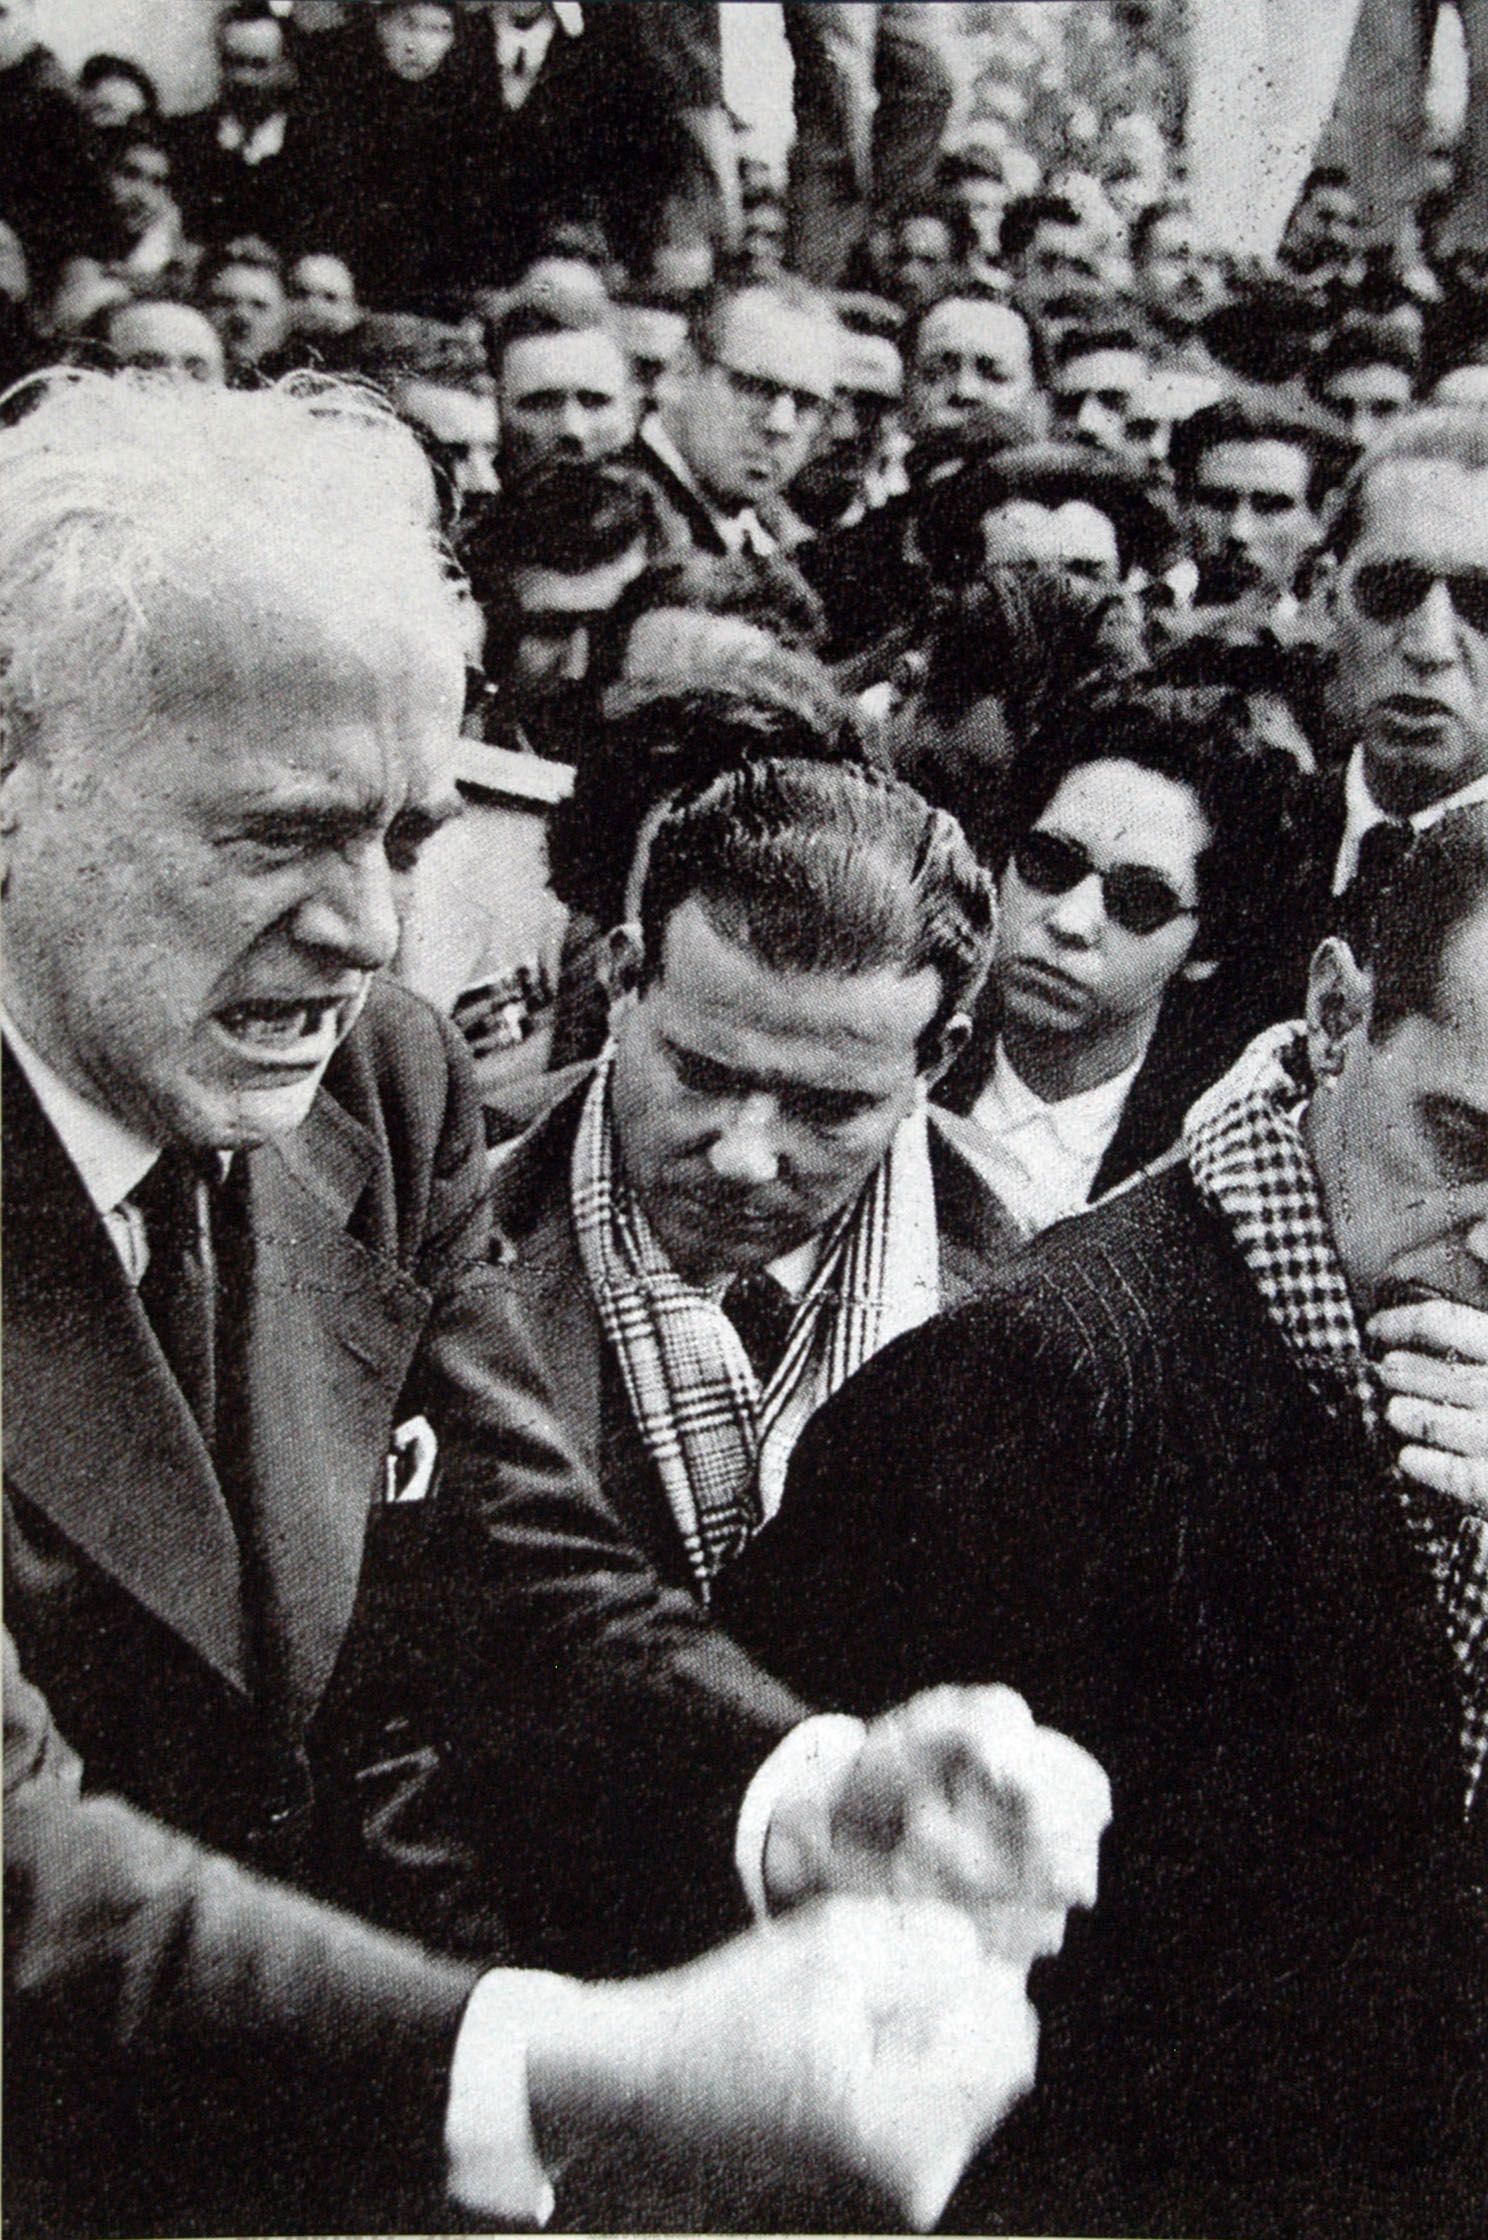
1354;459;1488;561
1196;438;1311;495
503;327;628;397
716;298;839;387
653;902;939;1069
918;300;1029;364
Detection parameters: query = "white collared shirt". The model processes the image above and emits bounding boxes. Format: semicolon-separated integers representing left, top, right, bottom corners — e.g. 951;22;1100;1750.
1332;747;1488;895
642;415;777;558
968;1038;1144;1238
3;1015;160;1283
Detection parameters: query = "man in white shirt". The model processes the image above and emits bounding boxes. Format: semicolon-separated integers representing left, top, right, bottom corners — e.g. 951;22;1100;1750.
634;279;841;559
2;368;1100;2236
1318;408;1488;895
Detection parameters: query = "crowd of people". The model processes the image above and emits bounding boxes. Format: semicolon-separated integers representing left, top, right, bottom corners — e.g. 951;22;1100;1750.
4;3;1488;2237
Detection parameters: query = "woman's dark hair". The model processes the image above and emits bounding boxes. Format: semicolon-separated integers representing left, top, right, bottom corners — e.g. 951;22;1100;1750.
546;684;865;924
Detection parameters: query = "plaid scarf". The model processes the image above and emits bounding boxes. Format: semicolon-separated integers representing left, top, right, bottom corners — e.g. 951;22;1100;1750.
572;1046;941;1599
1186;1023;1488;1817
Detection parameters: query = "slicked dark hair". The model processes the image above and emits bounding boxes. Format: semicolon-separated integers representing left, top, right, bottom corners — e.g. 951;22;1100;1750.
1345;801;1488;1040
999;193;1083;267
639;759;996;1059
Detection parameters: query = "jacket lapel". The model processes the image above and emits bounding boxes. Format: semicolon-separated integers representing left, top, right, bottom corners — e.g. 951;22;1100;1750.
3;1051;252;1698
234;1096;433;1731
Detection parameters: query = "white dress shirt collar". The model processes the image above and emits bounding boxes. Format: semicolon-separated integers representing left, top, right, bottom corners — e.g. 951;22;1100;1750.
967;1038;1144;1238
3;1011;159;1221
216;109;287;164
642;415;776;558
1333;746;1488;894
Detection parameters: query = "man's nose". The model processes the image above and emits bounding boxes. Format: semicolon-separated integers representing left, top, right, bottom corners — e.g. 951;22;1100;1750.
706;1095;782;1186
1400;577;1458;665
1224;498;1258;549
558;396;589;442
292;846;402;972
763;387;800;439
555;624;590;683
1047;874;1105;942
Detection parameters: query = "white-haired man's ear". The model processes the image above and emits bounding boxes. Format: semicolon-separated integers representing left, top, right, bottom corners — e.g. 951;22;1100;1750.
599;921;646;1016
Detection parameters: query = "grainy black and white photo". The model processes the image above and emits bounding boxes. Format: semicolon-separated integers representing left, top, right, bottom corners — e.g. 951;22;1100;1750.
3;4;1486;2235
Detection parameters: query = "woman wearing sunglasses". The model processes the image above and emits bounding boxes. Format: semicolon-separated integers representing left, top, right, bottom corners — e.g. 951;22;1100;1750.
938;680;1308;1235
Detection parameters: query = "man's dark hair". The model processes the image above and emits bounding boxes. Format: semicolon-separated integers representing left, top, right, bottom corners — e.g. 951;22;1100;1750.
547;685;865;924
1169;394;1348;510
486;296;630;382
1309;313;1420;398
1000;679;1310;962
999;193;1082;267
78;53;160;111
1326;405;1488;556
1299;164;1354;203
1348;801;1488;1039
459;460;658;606
588;550;827;688
639;759;996;1055
918;439;1177;582
1052;323;1143;371
199;236;285;290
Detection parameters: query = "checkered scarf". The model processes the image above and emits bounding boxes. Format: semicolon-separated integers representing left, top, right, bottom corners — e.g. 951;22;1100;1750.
572;1045;941;1599
1185;1024;1488;1817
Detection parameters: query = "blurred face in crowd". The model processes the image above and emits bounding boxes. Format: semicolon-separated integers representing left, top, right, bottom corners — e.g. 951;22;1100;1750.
608;897;947;1284
497;327;637;480
218;15;293;114
995;759;1209;1077
398;380;499;507
1329;457;1488;816
106;300;225;384
1286;178;1361;276
1186;437;1317;605
981;498;1120;586
205;260;290;370
288;253;359;337
80;70;152;134
108;141;174;239
1124;369;1221;468
1051;342;1145;451
1319;361;1415;446
0;0;37;72
1014;216;1102;318
666;292;839;510
908;298;1033;439
1134;209;1223;332
503;536;649;734
948;172;1012;258
617;302;686;413
742;199;788;281
1305;910;1488;1317
0;220;27;304
376;3;457;83
0;603;463;1152
889;215;957;314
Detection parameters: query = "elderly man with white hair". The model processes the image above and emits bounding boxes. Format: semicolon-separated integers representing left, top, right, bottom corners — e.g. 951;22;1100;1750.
1;369;1109;2238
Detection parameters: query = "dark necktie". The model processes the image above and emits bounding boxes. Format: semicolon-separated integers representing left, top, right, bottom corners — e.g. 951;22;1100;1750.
724;1268;798;1387
1338;816;1414;947
133;1149;221;1448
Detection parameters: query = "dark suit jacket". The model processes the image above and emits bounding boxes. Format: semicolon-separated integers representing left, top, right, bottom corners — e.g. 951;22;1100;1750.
719;1167;1488;2237
167;107;300;249
439;1067;1021;1976
3;984;584;2236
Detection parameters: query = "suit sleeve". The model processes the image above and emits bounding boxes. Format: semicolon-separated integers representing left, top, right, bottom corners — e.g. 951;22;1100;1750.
3;1627;481;2235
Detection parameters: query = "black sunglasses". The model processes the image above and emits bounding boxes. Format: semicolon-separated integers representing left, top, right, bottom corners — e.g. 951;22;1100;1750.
1011;828;1199;938
1349;558;1488;633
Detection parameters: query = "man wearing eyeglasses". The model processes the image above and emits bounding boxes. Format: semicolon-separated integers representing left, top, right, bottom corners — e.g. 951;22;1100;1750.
1319;409;1488;896
631;279;842;561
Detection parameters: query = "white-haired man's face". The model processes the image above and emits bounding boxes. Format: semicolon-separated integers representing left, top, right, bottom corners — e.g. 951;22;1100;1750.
1;612;463;1151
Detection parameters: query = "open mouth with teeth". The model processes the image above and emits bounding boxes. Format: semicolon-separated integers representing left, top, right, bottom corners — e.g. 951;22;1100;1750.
213;995;348;1059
